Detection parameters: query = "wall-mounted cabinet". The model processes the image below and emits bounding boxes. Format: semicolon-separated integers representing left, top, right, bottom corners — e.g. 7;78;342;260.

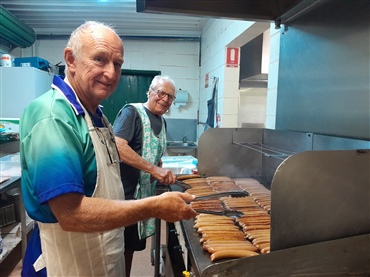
136;0;322;26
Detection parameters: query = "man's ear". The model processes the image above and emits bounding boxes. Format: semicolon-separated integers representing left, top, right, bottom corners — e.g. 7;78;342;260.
64;48;76;72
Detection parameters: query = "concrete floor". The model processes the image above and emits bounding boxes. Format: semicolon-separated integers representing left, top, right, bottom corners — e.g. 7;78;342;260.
8;246;155;277
7;221;167;277
6;259;21;277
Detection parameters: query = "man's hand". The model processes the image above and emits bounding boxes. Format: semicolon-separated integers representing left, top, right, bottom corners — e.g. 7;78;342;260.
155;192;197;222
151;167;176;185
116;137;176;184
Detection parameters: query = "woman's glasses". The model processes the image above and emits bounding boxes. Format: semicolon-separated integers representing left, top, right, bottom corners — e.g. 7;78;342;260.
155;90;176;102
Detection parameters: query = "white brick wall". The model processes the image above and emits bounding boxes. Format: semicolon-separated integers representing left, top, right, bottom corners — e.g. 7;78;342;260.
198;19;273;137
11;38;201;120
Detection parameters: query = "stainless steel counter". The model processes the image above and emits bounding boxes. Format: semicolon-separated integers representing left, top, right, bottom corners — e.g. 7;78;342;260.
0;153;21;192
0;152;33;265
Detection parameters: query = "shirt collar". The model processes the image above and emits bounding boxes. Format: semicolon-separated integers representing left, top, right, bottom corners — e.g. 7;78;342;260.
51;75;103;117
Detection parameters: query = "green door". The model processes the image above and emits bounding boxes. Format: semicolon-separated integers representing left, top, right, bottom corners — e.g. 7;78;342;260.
101;69;160;124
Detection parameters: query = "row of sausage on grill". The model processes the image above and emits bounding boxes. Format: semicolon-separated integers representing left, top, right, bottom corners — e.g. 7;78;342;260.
180;176;271;262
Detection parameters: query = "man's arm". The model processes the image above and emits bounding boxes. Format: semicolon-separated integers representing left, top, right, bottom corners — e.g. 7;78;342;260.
49;191;196;232
115;136;176;184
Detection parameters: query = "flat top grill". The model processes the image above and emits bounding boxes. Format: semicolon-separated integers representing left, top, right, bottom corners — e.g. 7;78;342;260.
172;128;370;276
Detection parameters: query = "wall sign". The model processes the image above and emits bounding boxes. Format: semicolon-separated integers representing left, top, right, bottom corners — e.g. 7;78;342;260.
205;73;209;88
226;47;239;68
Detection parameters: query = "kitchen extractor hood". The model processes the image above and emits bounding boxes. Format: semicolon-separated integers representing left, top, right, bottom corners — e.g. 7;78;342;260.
0;6;36;49
136;0;323;27
239;31;270;89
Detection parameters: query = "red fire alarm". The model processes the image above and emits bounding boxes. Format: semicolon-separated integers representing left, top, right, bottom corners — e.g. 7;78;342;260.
226;47;239;68
205;73;209;88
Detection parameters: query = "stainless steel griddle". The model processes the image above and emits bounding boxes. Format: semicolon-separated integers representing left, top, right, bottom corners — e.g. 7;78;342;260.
167;128;370;276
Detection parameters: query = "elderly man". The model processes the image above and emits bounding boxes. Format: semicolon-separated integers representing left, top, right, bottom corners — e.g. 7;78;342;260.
20;21;196;277
113;75;177;276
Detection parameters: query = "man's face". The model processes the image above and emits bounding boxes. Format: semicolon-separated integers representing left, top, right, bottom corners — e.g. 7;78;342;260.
147;81;176;116
69;27;124;106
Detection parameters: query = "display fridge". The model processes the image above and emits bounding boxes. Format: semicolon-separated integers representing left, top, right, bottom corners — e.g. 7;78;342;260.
0;67;54;118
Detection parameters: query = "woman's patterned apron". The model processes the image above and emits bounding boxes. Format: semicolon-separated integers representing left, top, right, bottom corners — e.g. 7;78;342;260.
130;103;166;240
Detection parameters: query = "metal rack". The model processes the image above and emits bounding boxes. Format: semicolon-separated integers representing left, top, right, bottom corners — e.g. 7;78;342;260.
0;153;33;265
233;141;295;160
198;128;370;187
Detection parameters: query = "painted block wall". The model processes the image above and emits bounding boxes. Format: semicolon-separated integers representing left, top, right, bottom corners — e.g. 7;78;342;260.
10;38;201;120
8;19;280;141
238;88;267;127
199;19;252;135
198;19;272;139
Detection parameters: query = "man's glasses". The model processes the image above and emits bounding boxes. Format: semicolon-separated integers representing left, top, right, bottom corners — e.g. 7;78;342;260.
155;90;176;102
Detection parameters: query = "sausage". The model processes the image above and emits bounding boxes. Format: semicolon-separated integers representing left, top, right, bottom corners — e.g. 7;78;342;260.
196;213;230;218
200;236;246;243
201;234;246;241
203;240;253;246
207;245;258;253
250;232;270;236
210;250;259;261
255;242;270;249
246;233;269;239
238;220;271;225
195;217;234;222
252;238;270;243
198;229;240;235
240;222;271;228
238;214;271;222
197;226;239;233
242;225;270;231
207;176;233;182
193;222;234;229
177;174;201;180
195;217;234;221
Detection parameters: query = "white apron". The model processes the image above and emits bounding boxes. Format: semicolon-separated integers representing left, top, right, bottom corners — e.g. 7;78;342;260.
36;106;126;277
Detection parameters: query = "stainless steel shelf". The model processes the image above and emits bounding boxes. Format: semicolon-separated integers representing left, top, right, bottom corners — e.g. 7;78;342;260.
0;215;34;263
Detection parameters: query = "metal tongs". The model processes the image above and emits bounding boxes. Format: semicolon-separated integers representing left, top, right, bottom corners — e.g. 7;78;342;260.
193;208;244;218
191;190;248;218
194;190;248;200
174;180;192;190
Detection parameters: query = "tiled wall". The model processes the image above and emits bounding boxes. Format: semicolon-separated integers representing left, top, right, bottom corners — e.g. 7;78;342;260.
165;119;197;142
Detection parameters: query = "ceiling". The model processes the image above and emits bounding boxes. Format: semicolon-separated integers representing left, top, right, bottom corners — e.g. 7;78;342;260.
0;0;209;40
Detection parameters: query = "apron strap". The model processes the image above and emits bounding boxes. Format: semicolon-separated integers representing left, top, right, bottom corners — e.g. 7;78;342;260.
33;254;46;272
